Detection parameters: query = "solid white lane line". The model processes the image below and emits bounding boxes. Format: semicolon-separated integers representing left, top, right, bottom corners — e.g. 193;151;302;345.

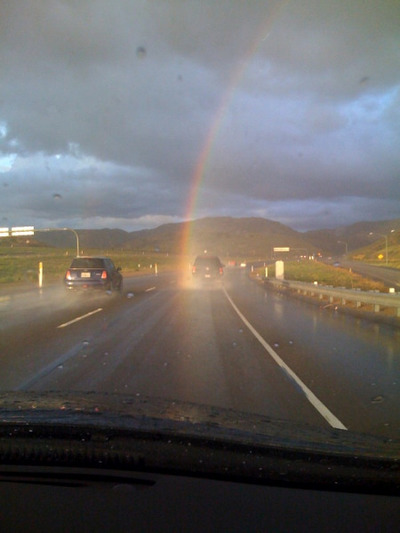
57;307;103;329
145;286;156;292
223;288;347;431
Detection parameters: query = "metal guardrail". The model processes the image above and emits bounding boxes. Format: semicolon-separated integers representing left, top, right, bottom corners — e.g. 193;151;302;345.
266;279;400;317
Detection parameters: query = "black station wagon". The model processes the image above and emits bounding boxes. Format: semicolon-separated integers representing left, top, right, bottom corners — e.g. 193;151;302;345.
64;256;123;292
192;255;224;281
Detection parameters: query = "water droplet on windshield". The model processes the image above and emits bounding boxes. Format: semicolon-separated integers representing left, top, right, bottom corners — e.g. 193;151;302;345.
53;193;62;200
371;395;385;404
57;364;63;370
274;343;279;348
82;340;89;346
127;292;134;299
136;46;146;58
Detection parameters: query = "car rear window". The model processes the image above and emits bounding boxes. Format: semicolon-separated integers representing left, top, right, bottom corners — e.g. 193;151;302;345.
70;258;105;269
194;256;221;267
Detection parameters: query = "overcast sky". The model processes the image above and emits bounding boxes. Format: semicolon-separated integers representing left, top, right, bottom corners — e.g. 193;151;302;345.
0;0;399;233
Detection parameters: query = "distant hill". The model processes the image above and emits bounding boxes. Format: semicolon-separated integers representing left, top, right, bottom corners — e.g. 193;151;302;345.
122;217;317;258
304;219;400;255
36;229;129;251
33;216;400;259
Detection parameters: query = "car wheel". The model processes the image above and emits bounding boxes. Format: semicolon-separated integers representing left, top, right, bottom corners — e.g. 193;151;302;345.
105;282;113;295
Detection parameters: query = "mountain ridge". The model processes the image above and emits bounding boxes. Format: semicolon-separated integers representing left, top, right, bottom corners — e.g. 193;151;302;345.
34;216;400;257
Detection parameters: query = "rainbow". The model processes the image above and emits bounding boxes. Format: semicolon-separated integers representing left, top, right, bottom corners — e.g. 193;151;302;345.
180;1;288;258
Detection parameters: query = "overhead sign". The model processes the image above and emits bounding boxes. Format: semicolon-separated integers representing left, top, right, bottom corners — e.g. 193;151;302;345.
273;247;290;252
0;226;35;237
11;226;35;236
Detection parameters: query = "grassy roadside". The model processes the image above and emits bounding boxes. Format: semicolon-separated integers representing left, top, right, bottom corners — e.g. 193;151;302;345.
253;260;388;292
0;247;392;292
350;234;400;268
0;247;184;285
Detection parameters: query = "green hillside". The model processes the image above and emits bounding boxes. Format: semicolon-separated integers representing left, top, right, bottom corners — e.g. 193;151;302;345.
123;217;319;259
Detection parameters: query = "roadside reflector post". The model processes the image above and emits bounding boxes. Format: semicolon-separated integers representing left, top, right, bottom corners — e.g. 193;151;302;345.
265;267;268;278
38;261;43;288
155;263;158;276
275;260;284;280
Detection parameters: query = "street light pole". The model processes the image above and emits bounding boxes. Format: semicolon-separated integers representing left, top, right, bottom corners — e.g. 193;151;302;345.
65;228;80;257
337;240;348;254
35;228;80;256
0;226;79;254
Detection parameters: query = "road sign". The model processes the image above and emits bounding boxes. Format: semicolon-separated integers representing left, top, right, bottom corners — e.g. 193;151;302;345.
0;226;35;237
11;226;35;236
273;247;290;252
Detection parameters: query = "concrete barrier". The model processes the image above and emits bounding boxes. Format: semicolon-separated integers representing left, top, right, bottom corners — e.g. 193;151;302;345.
266;279;400;317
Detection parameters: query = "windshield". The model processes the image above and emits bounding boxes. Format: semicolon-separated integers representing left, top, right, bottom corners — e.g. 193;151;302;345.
194;256;222;266
0;0;399;456
70;258;106;269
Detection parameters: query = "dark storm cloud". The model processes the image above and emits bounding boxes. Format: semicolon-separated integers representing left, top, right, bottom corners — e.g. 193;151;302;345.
0;0;399;231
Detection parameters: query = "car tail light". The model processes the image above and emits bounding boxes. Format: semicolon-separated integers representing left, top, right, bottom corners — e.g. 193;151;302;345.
192;266;196;274
65;270;72;280
219;267;223;274
101;270;108;279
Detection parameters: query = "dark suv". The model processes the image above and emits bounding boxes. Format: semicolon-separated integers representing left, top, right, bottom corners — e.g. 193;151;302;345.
64;256;123;292
192;255;224;281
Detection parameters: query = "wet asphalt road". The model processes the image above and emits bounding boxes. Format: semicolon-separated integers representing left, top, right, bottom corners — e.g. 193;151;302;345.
339;260;400;289
1;268;399;437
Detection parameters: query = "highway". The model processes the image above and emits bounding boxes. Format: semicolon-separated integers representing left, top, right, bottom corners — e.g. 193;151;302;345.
340;260;400;289
1;268;399;438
